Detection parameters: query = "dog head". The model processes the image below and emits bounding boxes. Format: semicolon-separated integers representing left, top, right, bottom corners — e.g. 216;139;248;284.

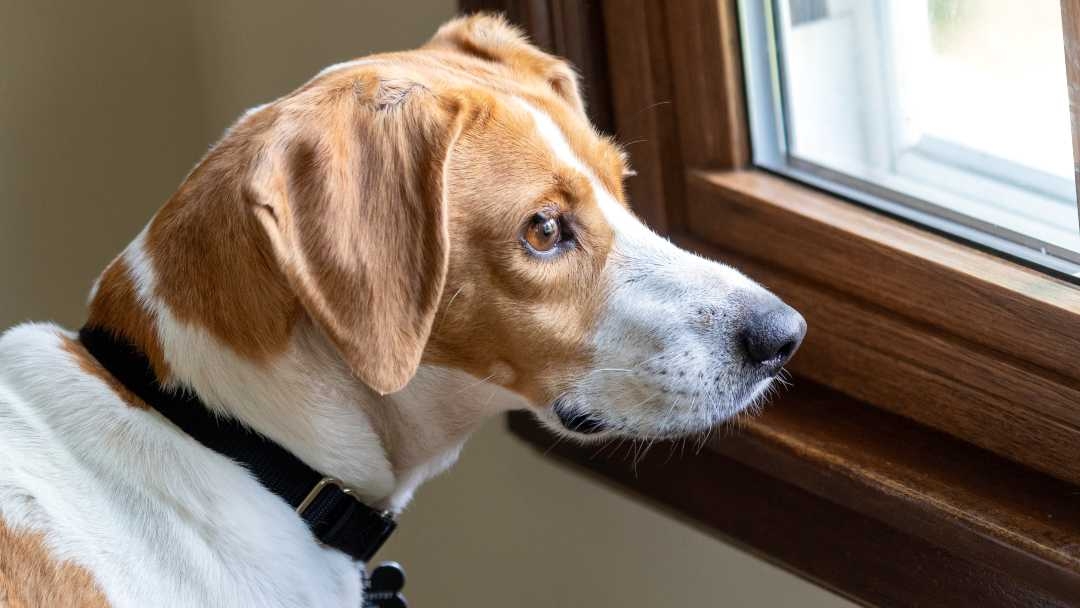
123;14;805;444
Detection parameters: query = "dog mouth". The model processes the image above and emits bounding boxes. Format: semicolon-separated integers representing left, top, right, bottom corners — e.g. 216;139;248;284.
553;398;608;435
551;372;777;439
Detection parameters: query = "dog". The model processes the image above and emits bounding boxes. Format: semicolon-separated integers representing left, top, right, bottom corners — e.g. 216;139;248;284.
0;14;805;607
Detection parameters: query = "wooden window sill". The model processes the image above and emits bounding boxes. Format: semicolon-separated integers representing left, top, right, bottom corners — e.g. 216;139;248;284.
508;379;1080;606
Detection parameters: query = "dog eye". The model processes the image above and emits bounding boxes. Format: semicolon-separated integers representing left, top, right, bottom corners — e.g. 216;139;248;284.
523;211;562;254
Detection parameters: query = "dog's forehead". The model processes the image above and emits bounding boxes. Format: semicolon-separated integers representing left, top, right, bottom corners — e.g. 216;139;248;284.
515;98;624;192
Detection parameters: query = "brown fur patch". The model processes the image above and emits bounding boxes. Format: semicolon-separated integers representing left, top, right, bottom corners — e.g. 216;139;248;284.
85;258;170;382
0;519;110;608
144;104;301;366
233;73;466;393
426;13;588;117
59;335;146;410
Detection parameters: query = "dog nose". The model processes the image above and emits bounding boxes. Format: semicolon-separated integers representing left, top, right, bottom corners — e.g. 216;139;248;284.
741;296;806;372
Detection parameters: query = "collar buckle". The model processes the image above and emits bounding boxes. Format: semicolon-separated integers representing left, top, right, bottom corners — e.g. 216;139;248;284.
296;476;397;562
297;477;349;517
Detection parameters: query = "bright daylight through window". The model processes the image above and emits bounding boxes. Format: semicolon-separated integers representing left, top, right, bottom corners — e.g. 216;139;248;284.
740;0;1080;278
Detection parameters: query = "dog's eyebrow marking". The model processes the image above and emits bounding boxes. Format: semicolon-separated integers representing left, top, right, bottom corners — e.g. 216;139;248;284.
514;98;594;182
513;97;667;248
513;98;623;221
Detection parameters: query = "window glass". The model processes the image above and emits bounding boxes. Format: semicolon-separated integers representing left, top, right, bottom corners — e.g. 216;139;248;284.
742;0;1080;275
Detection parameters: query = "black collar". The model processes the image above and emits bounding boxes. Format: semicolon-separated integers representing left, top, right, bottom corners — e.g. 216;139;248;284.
78;325;397;563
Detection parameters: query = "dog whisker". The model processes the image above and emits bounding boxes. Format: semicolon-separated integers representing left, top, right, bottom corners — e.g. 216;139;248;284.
589;368;635;374
444;285;466;311
663;440;680;464
544;432;568;456
589;435;620;460
694;425;713;455
774;370;793;389
449;373;495;395
628;99;672;121
482;388;499;409
628;391;663;410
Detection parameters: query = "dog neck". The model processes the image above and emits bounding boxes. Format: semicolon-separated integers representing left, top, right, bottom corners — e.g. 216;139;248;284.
85;226;518;513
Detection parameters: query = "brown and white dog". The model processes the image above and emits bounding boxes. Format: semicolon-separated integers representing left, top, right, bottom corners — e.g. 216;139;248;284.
0;14;805;607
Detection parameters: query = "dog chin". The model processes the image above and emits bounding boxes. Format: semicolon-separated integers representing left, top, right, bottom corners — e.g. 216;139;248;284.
543;375;776;442
738;376;775;409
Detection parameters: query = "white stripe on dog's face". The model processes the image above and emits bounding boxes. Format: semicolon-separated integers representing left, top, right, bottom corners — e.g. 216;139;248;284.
516;99;788;440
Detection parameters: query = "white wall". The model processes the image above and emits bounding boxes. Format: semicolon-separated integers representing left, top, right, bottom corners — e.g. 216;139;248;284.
0;3;853;606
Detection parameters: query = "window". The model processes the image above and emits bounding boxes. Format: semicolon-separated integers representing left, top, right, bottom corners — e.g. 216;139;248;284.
742;0;1080;277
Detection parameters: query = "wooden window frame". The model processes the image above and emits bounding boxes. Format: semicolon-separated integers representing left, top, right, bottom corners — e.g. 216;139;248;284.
463;0;1080;604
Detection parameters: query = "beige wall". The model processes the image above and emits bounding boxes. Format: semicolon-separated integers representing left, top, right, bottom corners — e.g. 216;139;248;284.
1;2;852;606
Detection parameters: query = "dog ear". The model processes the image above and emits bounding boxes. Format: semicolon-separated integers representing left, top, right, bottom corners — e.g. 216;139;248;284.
250;76;466;395
425;13;586;116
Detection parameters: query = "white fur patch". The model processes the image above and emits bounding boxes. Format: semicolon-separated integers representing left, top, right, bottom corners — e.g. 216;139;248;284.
0;324;362;607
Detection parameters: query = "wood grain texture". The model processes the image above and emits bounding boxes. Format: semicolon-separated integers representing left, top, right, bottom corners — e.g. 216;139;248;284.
663;0;750;170
601;0;683;232
1061;0;1080;229
683;170;1080;485
509;380;1080;607
717;384;1080;599
548;0;613;132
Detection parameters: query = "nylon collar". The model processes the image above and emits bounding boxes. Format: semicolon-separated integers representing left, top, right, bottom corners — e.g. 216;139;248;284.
78;326;396;563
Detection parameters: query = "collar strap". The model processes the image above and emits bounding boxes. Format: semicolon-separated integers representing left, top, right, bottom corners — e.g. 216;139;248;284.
78;326;396;563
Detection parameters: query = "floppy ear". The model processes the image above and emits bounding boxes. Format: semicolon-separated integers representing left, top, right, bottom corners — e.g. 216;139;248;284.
250;77;466;394
426;13;587;116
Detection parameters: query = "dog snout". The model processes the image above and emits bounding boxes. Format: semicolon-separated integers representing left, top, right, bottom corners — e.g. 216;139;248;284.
741;295;806;373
